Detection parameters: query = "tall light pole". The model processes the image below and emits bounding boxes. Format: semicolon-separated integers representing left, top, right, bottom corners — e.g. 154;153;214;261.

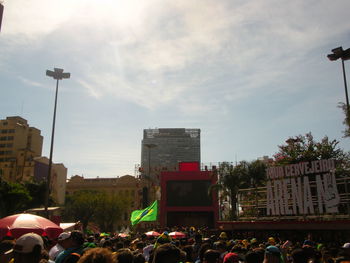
0;3;4;32
144;143;157;180
327;46;350;111
143;143;156;207
45;68;70;218
327;47;350;216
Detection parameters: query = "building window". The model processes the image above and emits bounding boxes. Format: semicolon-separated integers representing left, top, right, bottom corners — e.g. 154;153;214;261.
2;122;8;126
1;130;7;134
8;129;15;133
0;144;5;148
7;136;14;141
0;137;6;141
5;151;12;155
0;151;4;155
6;144;12;148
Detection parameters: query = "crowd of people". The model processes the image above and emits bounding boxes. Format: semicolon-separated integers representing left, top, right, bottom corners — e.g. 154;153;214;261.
0;228;350;263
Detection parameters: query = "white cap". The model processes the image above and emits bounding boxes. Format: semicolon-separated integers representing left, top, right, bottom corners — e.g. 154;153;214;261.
6;233;44;254
343;243;350;249
58;232;71;241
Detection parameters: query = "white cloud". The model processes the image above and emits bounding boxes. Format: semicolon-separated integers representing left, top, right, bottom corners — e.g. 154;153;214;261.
2;0;349;178
2;0;350;115
18;76;45;88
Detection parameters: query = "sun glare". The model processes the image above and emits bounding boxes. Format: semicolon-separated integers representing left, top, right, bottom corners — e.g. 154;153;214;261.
98;0;149;26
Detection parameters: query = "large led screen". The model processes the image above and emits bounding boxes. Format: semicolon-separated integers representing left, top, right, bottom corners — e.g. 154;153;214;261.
166;180;212;206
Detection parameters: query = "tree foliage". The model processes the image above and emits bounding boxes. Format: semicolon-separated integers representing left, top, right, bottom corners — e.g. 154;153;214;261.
94;194;130;232
273;132;349;165
0;178;32;217
24;181;47;208
63;190;104;231
212;160;267;220
338;102;350;138
273;132;350;179
63;190;130;232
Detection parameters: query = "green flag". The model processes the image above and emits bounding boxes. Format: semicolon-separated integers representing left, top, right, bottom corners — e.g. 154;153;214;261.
130;200;158;226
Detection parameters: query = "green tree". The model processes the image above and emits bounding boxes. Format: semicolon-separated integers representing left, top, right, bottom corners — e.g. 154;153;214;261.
24;181;47;208
238;160;267;189
273;132;349;165
63;190;105;231
211;160;267;220
0;179;32;217
338;102;350;138
94;193;129;232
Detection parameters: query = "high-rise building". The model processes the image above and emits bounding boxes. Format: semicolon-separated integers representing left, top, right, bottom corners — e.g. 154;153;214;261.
0;116;43;182
0;116;67;205
140;128;200;182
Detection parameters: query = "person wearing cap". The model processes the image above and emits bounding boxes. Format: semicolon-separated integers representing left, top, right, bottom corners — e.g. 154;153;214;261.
55;230;85;263
48;232;71;261
267;237;276;246
219;232;228;242
6;232;44;263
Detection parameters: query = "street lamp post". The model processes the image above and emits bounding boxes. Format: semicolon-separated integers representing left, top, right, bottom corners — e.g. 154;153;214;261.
143;143;156;207
45;68;70;218
327;46;350;111
144;143;157;181
0;3;4;32
327;47;350;216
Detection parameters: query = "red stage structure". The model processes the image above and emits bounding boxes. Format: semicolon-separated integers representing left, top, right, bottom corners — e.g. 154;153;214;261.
160;162;219;228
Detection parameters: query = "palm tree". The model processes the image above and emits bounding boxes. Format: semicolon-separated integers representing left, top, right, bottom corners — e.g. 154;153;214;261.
210;162;243;220
210;160;267;220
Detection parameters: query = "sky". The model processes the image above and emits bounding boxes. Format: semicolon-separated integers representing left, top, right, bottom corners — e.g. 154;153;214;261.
1;0;349;179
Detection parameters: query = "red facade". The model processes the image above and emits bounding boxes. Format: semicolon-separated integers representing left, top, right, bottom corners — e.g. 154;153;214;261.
160;162;219;228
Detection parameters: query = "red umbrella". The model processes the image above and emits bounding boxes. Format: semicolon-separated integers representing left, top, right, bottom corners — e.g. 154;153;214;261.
145;231;161;237
169;231;186;239
0;213;63;239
